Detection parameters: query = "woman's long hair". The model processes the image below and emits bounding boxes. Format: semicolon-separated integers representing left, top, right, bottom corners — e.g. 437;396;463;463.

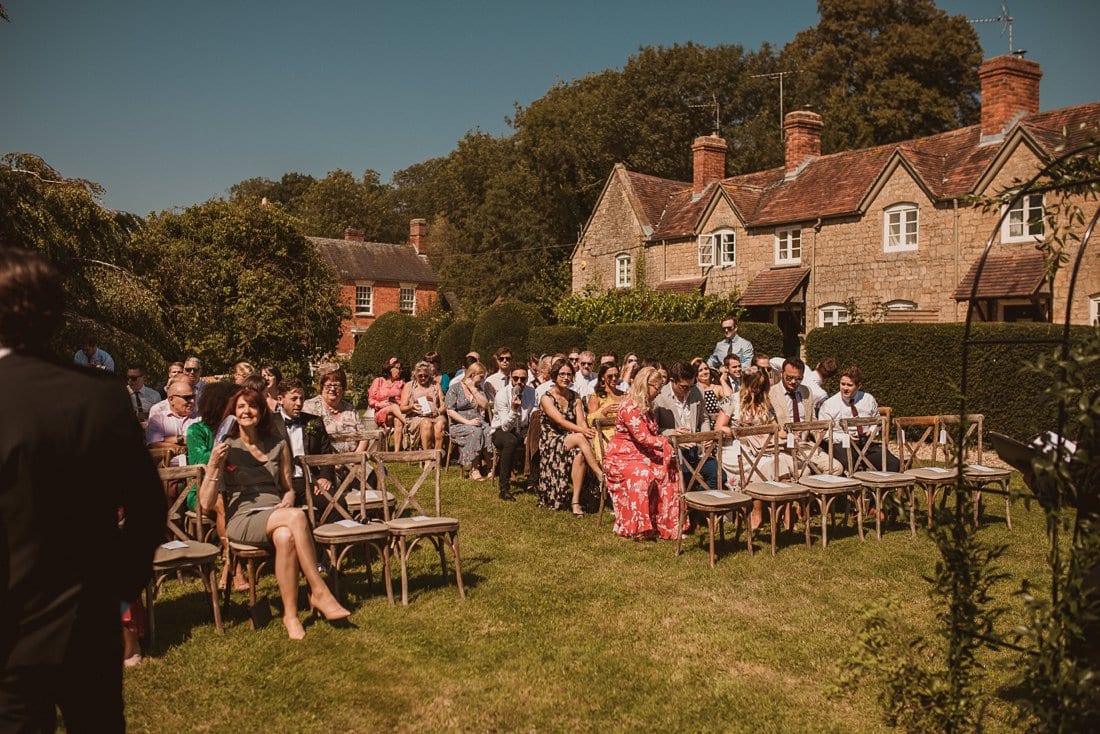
627;366;660;414
222;387;274;439
198;381;240;429
738;370;772;425
593;361;617;399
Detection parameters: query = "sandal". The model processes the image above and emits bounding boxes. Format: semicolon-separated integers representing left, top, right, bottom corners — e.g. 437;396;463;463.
572;502;584;517
469;468;484;481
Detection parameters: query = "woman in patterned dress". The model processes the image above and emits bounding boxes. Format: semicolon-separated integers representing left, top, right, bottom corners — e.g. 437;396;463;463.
602;367;681;540
444;361;492;480
693;360;725;416
400;361;446;451
538;359;602;515
368;357;405;446
303;364;369;454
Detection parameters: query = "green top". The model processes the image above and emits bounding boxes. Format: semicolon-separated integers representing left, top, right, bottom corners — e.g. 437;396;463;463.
185;421;215;512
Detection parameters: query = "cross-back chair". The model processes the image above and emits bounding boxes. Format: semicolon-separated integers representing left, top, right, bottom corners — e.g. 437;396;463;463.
896;415;956;531
374;449;466;606
840;415;916;540
936;413;1014;529
738;423;812;555
592;417;616;527
674;430;751;567
302;452;393;604
788;419;863;547
145;464;223;651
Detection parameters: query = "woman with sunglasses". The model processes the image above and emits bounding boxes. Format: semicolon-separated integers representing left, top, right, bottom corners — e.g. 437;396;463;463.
400;361;446;451
538;359;603;516
586;362;626;462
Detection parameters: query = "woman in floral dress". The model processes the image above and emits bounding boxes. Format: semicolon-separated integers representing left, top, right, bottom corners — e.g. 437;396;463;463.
538;359;602;515
444;361;492;480
368;357;405;447
602;367;681;540
303;364;369;454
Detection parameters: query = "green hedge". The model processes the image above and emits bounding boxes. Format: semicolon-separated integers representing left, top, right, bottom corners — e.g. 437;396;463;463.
526;325;586;357
588;321;783;368
805;322;1100;440
470;300;547;360
349;312;427;381
554;289;744;335
435;319;476;376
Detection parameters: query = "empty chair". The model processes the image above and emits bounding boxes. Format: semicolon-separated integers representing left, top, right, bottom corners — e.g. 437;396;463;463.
840;415;916;540
788;419;863;547
897;415;957;531
937;414;1015;528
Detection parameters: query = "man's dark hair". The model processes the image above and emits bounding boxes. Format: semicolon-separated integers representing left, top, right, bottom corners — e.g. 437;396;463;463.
782;357;806;373
465;354;480;368
129;365;147;377
198;381;240;429
722;314;738;324
241;374;266;393
278;377;306;396
816;357;838;378
0;248;66;352
600;351;618;363
669;360;697;383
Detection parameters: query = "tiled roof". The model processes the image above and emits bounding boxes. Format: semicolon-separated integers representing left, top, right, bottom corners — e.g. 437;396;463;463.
739;267;810;306
952;251;1047;300
654;277;706;293
309;237;439;284
621;169;685;227
649;184;714;240
1022;103;1100;154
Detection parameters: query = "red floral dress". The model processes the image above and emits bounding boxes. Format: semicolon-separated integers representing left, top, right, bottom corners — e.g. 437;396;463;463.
602;399;681;539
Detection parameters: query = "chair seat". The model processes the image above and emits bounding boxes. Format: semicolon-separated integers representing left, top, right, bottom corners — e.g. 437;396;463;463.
683;489;753;510
344;489;397;508
314;519;390;542
798;475;860;493
154;540;220;566
386;515;460;535
743;481;810;500
905;467;959;481
228;540;270;555
852;470;912;487
964;465;1011;481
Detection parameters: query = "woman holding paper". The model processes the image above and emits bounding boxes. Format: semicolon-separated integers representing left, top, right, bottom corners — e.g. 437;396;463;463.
401;361;446;451
200;388;349;640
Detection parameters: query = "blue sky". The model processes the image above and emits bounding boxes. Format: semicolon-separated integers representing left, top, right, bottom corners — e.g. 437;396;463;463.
5;1;1098;215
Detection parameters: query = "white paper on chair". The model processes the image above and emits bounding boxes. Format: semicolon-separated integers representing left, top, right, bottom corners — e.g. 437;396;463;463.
765;481;791;488
412;514;433;521
360;490;381;500
786;433;795;449
160;540;188;550
867;471;894;478
926;467;953;474
417;396;432;415
335;519;362;528
939;429;947;444
810;474;851;484
967;464;995;472
900;428;906;445
704;490;731;499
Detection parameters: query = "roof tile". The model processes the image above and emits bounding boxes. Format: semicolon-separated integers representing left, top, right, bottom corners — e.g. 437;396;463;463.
952;251;1046;300
309;237;439;284
739;267;810;306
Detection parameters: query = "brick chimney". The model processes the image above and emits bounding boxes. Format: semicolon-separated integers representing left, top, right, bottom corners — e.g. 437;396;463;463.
343;227;364;242
409;218;427;255
784;110;823;176
979;55;1042;139
691;135;727;194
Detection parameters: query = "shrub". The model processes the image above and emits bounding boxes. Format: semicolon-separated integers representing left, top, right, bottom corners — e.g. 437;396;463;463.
470;300;547;360
554;289;744;335
435;319;476;375
805;322;1100;439
526;325;586;357
349;312;428;381
588;321;783;368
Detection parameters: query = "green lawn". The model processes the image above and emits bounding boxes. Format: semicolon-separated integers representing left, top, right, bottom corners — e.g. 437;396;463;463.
125;472;1047;732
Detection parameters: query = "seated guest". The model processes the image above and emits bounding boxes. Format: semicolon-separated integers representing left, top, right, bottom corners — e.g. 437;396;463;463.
73;331;114;372
454;352;479;382
533;355;555;399
444;361;493;480
240;373;266;394
183;356;207;401
719;354;742;399
603;367;681;540
233;361;255;385
368;357;406;446
260;364;283;411
199;389;350;639
819;365;901;473
599;351;617;367
525;353;541;387
586;362;626;461
425;351;450;393
304;364;369;454
538;359;602;516
619;352;640;392
125;365;161;421
274;378;336;507
571;350;598;398
803;356;837;415
145;378;199;460
483;347;513;402
754;353;780;386
400;361;446;451
768;358;842;475
694;360;725;416
154;361;184;398
491;364;536;501
653;361;717;491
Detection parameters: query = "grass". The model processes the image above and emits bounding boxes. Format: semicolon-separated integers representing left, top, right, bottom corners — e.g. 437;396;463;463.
125;470;1050;733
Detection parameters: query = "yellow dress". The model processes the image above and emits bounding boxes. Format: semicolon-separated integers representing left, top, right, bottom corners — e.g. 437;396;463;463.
587;392;625;461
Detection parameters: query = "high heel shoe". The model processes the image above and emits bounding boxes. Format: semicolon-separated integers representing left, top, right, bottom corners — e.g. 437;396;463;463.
571;502;584;518
309;592;351;621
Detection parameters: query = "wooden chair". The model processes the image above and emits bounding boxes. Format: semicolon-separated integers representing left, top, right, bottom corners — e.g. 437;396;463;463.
788;419;863;547
897;415;956;531
145;464;223;651
840;416;916;540
374;449;466;606
592;418;616;527
937;414;1015;529
524;410;542;489
675;430;753;567
739;423;812;555
301;452;393;604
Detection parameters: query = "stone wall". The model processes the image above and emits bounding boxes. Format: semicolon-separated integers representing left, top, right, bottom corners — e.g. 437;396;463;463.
571;170;648;292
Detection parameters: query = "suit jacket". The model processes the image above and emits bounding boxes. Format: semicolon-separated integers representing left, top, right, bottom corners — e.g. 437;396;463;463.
768;383;814;427
274;411;336;484
0;352;166;669
653;384;712;436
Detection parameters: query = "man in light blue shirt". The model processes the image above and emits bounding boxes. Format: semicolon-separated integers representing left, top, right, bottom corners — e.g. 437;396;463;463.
73;332;115;372
707;315;753;370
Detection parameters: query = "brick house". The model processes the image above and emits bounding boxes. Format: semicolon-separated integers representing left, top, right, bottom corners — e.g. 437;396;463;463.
571;55;1100;355
310;218;440;355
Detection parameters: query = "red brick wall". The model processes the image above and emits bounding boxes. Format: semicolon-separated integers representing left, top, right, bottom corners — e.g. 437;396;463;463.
784;111;823;173
334;281;439;355
692;135;727;194
979;55;1042;137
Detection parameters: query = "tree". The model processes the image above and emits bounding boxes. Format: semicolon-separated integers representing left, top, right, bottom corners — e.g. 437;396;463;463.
133;199;346;377
227;172;316;211
296;168;404;242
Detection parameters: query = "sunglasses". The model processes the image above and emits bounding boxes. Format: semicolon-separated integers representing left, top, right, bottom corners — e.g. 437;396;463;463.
580;361;593;367
171;393;195;401
605;373;619;379
126;375;141;382
510;375;526;381
184;367;200;373
498;356;512;362
626;358;638;364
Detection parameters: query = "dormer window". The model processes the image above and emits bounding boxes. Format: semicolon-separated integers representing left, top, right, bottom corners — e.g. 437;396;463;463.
883;203;919;252
698;229;735;267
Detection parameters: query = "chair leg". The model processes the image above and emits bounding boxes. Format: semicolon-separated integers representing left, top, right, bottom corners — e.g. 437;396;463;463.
856;490;865;541
381;543;395;605
874;490;883;540
909;486;917;537
449;531;466;600
803;499;811;548
707;513;716;568
206;564;223;634
398;537;409;606
596;481;608;527
1004;484;1012;530
744;510;754;556
768;503;778;556
144;579;156;654
437;536;448;581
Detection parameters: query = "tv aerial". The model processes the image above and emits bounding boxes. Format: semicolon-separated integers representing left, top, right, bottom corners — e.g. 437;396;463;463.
689;94;721;136
969;2;1020;55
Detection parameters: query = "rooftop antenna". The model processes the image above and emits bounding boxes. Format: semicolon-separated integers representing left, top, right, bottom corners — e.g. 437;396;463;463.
751;69;798;141
968;2;1016;54
688;93;721;136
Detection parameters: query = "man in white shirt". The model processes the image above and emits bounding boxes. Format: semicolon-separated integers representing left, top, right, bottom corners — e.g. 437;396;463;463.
273;378;336;508
182;356;207;402
653;361;717;491
125;365;161;421
571;350;598;398
719;354;742;396
818;365;900;473
490;365;536;501
769;358;843;475
145;379;198;464
482;347;512;403
802;356;837;415
73;333;114;372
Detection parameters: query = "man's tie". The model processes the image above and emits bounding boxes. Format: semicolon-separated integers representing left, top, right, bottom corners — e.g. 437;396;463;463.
787;390;800;423
132;390;142;415
725;338;734;359
285;415;302;429
849;400;865;437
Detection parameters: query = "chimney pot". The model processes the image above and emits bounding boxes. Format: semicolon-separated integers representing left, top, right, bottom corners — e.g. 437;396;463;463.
691;135;728;195
979;55;1042;139
343;227;364;242
783;110;823;175
409;218;428;255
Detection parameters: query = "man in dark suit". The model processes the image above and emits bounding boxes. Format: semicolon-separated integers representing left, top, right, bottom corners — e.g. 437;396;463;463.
0;247;166;731
273;378;336;508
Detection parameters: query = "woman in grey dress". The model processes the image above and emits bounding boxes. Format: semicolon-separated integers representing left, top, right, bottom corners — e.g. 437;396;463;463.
199;388;350;640
444;361;492;480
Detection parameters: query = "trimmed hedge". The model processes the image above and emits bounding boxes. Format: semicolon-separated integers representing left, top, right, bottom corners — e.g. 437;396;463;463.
526;325;586;357
435;319;476;376
348;312;427;381
588;321;783;368
805;322;1100;440
554;289;744;335
470;300;547;360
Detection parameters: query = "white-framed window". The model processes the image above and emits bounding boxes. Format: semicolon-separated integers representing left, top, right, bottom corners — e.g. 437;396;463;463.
885;299;917;312
1089;294;1100;326
698;230;735;267
883;203;919;252
354;282;373;316
1002;193;1045;243
399;285;416;315
775;227;802;265
615;253;632;288
818;303;849;328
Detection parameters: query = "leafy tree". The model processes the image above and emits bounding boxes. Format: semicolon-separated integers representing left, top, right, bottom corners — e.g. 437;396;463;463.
227;171;316;211
133;199;345;377
296;168;404;242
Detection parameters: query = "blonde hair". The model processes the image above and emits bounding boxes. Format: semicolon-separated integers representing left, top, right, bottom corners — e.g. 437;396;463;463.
463;361;487;381
233;361;254;379
627;366;662;413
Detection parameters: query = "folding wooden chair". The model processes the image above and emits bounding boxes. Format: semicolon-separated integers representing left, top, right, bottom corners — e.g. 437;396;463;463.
896;415;956;531
841;415;916;540
788;419;863;547
145;464;223;651
302;452;393;604
739;423;812;555
592;417;615;527
674;430;752;567
937;414;1015;529
374;449;466;606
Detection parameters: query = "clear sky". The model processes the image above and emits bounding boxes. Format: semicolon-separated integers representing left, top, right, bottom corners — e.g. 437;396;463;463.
4;1;1098;215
